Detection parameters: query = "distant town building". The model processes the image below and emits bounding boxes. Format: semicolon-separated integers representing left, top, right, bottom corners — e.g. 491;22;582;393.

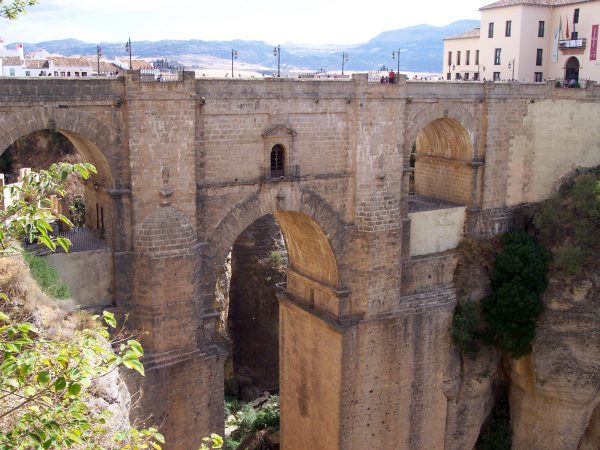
444;0;600;82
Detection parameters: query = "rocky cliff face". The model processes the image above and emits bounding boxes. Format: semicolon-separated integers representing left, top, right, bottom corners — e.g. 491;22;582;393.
445;243;600;449
508;275;600;450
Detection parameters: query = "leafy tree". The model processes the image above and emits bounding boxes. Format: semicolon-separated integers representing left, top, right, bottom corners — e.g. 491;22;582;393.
482;231;551;358
0;0;38;19
0;162;164;449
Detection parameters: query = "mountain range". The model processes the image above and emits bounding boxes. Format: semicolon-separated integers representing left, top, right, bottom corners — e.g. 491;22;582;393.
8;20;479;74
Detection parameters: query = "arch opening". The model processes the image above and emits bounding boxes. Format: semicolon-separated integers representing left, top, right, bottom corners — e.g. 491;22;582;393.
213;209;341;448
565;56;580;82
1;128;116;307
412;117;474;207
409;117;473;256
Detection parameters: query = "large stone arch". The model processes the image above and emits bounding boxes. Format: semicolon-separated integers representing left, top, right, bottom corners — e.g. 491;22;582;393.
0;106;122;185
204;187;346;294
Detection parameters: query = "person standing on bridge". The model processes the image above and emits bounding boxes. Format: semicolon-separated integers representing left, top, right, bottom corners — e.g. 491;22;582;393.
389;69;396;84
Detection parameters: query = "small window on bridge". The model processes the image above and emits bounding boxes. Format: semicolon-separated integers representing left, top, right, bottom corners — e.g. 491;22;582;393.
270;144;285;178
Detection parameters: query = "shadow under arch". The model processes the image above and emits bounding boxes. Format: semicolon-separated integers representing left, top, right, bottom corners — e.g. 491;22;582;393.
412;117;475;205
0;107;120;186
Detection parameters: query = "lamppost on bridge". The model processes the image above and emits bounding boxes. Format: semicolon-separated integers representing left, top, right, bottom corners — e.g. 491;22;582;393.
125;37;132;70
273;45;281;77
508;58;516;81
341;52;349;75
231;49;238;78
392;48;404;75
96;45;102;75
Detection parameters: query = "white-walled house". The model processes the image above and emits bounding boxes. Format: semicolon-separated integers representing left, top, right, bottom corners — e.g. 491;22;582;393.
444;0;600;82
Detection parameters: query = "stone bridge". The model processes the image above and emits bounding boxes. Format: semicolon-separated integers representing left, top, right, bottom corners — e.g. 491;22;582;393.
1;73;599;449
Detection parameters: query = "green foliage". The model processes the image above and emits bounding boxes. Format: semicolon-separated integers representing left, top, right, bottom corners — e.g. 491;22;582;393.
555;80;562;88
533;171;600;276
451;301;481;356
552;245;586;276
224;439;240;450
224;396;242;419
22;251;71;299
0;0;39;19
228;395;280;444
0;307;154;449
251;395;280;432
0;162;96;253
199;434;223;450
476;388;512;450
69;196;86;228
0;163;165;449
268;250;284;268
482;232;550;359
490;231;551;294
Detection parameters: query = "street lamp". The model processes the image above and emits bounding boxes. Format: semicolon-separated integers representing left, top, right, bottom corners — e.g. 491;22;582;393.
508;58;516;80
273;45;281;77
231;49;238;78
125;37;132;70
96;45;102;75
341;52;349;75
392;49;403;75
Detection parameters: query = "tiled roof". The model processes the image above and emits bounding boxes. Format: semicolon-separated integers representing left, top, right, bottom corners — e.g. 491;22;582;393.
480;0;591;10
445;27;481;40
48;57;94;67
0;56;22;66
24;60;49;69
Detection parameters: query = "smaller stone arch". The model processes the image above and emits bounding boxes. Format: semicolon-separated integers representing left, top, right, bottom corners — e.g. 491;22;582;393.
412;117;475;205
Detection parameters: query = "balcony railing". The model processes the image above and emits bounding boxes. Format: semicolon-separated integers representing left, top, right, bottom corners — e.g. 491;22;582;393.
559;38;587;49
24;227;106;254
260;165;300;180
140;69;184;82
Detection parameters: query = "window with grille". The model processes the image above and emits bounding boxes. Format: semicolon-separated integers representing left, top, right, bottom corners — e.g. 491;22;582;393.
538;21;545;37
574;8;579;24
536;49;543;66
466;50;470;65
505;20;512;37
534;72;543;82
475;50;480;65
270;144;285;178
457;51;461;65
448;51;452;66
494;48;502;65
493;71;501;81
488;22;494;38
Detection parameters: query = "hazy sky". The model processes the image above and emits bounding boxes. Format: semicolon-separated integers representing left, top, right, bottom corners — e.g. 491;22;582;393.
0;0;484;45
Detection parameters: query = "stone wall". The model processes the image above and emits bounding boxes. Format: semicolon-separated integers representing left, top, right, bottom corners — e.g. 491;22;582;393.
1;75;599;449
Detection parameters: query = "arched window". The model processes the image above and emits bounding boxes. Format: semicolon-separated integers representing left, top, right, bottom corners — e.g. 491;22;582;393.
565;56;580;82
270;144;285;178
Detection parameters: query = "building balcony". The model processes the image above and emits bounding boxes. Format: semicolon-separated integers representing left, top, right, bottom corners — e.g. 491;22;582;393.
559;38;587;50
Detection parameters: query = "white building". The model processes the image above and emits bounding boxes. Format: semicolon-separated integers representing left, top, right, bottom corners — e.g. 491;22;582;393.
444;0;600;83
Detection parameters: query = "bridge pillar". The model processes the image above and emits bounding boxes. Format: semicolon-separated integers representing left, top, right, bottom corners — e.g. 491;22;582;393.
121;71;217;449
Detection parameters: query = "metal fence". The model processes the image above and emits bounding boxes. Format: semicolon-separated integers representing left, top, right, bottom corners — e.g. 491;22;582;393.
260;165;300;180
24;227;106;254
140;69;184;83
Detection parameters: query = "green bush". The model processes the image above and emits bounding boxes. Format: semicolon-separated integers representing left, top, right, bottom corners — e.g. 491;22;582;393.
483;232;550;359
553;245;586;276
251;395;280;432
451;301;481;356
224;439;240;450
225;396;242;418
232;403;257;440
555;80;562;88
23;251;71;299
